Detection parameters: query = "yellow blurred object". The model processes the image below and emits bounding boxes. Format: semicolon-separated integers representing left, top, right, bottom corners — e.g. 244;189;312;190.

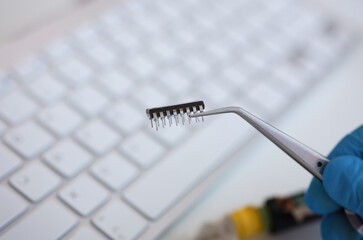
230;206;263;239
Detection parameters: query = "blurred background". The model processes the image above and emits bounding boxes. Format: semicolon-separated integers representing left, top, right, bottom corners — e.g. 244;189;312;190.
0;0;362;240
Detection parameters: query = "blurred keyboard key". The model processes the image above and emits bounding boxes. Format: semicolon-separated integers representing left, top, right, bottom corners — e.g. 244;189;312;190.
0;73;16;96
218;64;251;89
38;103;83;138
10;161;61;202
198;82;231;107
13;56;46;82
57;57;93;87
59;174;109;217
45;39;74;60
104;101;144;135
91;152;138;192
0;200;78;240
75;120;121;156
0;186;28;231
0;119;6;136
149;125;189;148
111;29;140;49
120;131;165;169
125;55;155;81
27;73;66;105
133;85;169;109
92;201;147;240
83;45;117;68
73;24;101;47
97;69;134;98
70;85;109;117
5;121;55;160
68;227;104;240
273;63;307;92
0;144;22;181
247;82;288;115
0;91;38;126
44;139;93;179
158;70;191;94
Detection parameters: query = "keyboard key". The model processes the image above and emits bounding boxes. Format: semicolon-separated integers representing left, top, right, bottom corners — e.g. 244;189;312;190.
124;55;155;81
59;174;110;217
0;186;28;231
149;40;176;60
91;152;138;192
57;57;93;87
0;200;78;240
158;70;191;95
83;45;118;68
13;56;46;82
148;125;189;148
0;144;22;181
218;64;251;89
73;23;101;47
124;116;254;220
198;81;231;107
0;119;7;136
92;201;147;240
70;85;109;116
5;121;55;160
133;85;169;109
38;103;83;137
45;38;74;60
247;81;288;115
68;227;104;240
97;69;134;98
44;139;93;179
0;91;38;126
0;72;16;96
183;54;211;77
120;131;165;169
111;29;140;49
104;101;144;135
27;73;66;105
76;120;121;156
10;161;61;202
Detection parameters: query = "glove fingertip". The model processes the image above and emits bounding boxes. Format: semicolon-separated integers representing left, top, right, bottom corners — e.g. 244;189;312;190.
321;211;361;240
323;156;363;216
305;178;340;214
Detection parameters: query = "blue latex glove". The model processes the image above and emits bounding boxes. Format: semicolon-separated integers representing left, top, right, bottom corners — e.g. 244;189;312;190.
305;125;363;240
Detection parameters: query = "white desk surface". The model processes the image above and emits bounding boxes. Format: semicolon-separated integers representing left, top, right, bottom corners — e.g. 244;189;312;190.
159;42;363;240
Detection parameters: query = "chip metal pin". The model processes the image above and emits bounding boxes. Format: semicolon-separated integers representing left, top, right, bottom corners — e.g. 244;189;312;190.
180;109;185;125
186;108;191;124
199;105;204;121
166;111;172;126
173;111;179;126
193;106;198;122
160;112;166;128
153;113;159;130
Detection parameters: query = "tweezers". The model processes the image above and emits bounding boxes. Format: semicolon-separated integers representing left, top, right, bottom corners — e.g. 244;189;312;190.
190;106;363;236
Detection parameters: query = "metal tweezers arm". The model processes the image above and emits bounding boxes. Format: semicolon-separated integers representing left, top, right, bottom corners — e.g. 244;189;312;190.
190;106;363;236
190;106;329;181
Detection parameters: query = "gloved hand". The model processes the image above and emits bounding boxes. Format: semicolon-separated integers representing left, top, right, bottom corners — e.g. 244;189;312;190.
305;125;363;240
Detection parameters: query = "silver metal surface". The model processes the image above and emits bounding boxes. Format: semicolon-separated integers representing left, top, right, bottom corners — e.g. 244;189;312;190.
191;107;329;180
190;106;363;236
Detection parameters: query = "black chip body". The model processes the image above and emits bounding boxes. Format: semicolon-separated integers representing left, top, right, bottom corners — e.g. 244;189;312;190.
146;101;205;119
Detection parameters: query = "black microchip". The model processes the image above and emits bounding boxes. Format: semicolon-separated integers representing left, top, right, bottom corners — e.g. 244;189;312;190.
146;101;205;119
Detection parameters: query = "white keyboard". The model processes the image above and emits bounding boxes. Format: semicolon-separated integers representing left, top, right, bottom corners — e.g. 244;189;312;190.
0;0;356;239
